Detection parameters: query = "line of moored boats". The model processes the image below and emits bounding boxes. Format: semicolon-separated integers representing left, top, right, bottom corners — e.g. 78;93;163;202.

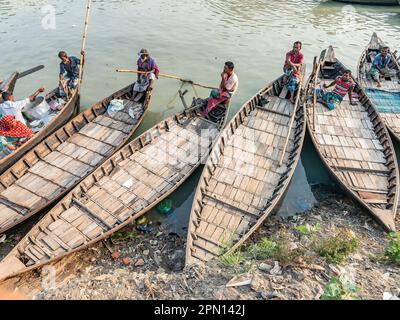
0;32;399;281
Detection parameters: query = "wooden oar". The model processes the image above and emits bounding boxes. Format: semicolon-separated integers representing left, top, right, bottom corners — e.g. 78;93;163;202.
17;65;45;79
77;0;91;98
279;66;305;166
116;69;217;90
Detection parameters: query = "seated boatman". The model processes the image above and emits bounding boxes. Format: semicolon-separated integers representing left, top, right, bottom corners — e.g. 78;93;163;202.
0;88;45;125
317;69;357;110
58;50;85;96
368;46;393;88
132;48;160;101
283;41;304;104
203;61;238;117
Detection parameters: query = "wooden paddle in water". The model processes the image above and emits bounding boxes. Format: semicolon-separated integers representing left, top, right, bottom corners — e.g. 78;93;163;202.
116;69;217;90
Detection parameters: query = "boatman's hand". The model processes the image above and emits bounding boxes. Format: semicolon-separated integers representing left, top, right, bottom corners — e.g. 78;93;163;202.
81;50;85;56
38;87;45;93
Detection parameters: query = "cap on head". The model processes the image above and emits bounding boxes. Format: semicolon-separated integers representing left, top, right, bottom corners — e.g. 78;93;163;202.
139;48;149;56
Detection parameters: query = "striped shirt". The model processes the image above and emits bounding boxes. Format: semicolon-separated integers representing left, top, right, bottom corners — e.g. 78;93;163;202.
333;76;353;98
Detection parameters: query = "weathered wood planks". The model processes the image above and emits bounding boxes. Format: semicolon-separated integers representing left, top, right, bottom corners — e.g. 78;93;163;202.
186;71;307;266
0;93;230;281
308;45;399;232
0;82;153;235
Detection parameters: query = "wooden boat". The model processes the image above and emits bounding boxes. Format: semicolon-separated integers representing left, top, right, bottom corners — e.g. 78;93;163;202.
306;46;399;232
0;82;153;235
185;71;307;266
0;95;230;281
358;32;400;142
0;77;79;174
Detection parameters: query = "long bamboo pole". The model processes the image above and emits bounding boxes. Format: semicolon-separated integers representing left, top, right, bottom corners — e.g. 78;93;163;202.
77;0;91;97
278;66;305;166
116;69;217;90
312;58;322;131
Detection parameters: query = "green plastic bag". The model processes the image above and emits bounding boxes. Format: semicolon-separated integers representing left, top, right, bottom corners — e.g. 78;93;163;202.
156;199;173;215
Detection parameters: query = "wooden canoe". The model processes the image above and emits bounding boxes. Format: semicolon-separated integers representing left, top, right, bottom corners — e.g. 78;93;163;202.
306;46;399;232
185;71;307;266
0;83;79;174
0;96;230;281
0;82;153;235
358;32;400;142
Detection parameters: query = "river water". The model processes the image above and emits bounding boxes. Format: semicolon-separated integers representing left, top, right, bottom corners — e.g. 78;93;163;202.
1;0;400;235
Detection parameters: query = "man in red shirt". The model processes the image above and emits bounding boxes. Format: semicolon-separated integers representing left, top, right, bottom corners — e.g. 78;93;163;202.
283;41;304;104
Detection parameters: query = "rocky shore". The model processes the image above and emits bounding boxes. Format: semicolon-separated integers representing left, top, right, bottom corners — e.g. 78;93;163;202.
0;185;399;300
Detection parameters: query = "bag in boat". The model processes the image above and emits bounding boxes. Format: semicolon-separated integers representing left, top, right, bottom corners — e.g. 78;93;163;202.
107;99;125;116
22;96;53;132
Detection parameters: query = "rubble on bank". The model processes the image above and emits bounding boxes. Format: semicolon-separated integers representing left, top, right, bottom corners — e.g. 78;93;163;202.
0;185;399;300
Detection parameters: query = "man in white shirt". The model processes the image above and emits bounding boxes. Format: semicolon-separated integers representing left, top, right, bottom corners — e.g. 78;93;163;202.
203;61;238;117
0;87;45;125
220;61;238;96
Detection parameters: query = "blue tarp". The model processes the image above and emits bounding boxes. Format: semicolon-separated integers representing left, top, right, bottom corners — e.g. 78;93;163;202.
366;88;400;113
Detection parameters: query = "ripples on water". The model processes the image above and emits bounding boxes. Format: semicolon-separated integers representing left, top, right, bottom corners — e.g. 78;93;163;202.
0;0;399;221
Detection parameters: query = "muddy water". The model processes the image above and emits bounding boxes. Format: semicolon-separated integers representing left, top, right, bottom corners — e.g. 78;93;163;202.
1;0;399;235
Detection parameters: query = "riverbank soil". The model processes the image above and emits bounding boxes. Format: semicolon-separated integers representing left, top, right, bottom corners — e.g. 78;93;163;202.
0;185;399;300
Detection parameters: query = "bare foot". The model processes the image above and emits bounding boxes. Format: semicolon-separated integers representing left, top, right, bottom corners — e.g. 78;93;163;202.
377;82;382;88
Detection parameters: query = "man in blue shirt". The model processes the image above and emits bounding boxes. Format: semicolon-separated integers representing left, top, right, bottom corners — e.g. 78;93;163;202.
58;50;84;96
369;46;392;88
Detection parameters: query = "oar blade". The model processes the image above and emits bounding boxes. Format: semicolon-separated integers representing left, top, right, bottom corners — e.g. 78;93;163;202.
17;65;45;79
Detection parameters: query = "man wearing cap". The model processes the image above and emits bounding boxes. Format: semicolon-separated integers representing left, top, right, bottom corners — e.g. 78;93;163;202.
132;49;160;101
0;87;45;125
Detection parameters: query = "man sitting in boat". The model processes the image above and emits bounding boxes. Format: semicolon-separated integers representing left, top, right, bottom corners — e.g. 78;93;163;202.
368;46;393;88
283;41;304;104
132;48;160;102
0;88;45;125
0;115;33;156
317;70;357;110
202;61;238;117
58;50;84;96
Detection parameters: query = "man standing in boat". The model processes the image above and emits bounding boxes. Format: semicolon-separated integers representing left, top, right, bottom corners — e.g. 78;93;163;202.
132;49;160;102
368;46;393;88
0;87;45;125
283;41;304;104
203;61;238;117
58;50;84;96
